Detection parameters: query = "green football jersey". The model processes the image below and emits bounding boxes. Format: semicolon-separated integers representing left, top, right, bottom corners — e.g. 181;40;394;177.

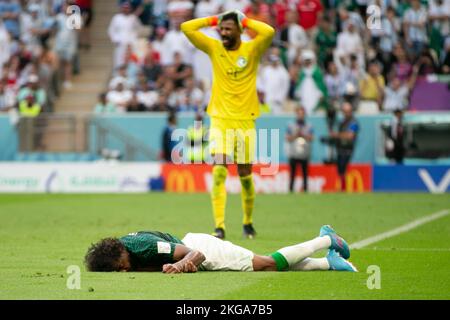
119;231;183;270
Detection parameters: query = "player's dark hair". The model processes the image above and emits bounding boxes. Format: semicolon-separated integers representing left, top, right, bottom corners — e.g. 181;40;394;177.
221;12;239;27
84;238;125;272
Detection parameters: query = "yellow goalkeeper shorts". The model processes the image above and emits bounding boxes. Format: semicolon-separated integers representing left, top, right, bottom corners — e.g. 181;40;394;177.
208;117;256;164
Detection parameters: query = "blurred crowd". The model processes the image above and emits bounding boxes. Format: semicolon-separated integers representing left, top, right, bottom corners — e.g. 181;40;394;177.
1;0;448;116
0;0;92;115
99;0;450;115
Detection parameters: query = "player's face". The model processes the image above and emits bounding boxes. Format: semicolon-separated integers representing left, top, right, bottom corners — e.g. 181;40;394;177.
117;250;131;272
219;20;240;50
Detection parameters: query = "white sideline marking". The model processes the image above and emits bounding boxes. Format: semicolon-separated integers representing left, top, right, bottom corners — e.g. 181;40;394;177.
350;209;450;249
359;247;450;252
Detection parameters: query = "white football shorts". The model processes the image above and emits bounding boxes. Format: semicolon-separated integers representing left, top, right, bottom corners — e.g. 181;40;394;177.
181;233;254;271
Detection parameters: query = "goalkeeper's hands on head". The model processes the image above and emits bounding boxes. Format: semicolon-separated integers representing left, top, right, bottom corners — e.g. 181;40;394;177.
211;10;248;31
233;9;248;31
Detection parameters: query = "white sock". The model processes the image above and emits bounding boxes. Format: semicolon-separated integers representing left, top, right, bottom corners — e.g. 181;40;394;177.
290;258;330;271
277;236;331;267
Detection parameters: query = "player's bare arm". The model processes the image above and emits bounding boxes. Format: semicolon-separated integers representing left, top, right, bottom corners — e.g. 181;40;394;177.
162;244;206;274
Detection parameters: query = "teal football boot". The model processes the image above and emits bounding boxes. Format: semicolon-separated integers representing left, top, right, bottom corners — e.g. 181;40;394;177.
326;249;358;272
319;225;350;259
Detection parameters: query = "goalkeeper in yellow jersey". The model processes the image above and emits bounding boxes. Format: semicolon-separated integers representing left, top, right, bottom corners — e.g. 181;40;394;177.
181;10;275;239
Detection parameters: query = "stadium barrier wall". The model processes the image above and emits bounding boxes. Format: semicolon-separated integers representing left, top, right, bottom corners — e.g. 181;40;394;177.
1;162;449;193
1;113;388;163
81;112;450;164
2;113;449;164
90;113;387;164
0;162;161;193
0;162;371;193
162;163;372;194
373;165;450;193
0;116;19;161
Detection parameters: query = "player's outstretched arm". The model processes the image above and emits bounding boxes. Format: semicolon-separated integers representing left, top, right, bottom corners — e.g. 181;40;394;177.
162;244;205;274
181;17;218;54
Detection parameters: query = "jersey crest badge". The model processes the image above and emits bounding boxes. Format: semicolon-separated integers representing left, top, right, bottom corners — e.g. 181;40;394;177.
157;241;171;254
237;56;248;68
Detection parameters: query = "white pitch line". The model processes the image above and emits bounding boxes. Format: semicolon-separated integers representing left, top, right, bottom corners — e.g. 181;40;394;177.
358;247;450;252
350;209;450;249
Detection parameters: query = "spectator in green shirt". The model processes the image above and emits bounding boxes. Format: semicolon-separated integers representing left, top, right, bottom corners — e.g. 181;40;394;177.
315;17;337;69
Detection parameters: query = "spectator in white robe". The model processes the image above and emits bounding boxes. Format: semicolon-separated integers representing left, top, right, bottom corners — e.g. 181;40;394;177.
108;2;141;68
259;54;290;114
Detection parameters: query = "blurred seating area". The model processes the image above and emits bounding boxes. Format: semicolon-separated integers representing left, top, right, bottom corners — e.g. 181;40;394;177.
99;0;450;116
0;0;93;116
1;0;449;118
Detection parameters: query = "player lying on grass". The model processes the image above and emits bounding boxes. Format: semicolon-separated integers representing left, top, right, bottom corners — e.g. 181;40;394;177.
85;225;357;273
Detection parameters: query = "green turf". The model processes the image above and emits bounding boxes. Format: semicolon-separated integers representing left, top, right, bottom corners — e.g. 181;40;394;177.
0;193;449;300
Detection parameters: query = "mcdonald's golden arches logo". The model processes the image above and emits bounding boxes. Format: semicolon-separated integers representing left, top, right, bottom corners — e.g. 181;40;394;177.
346;170;364;192
166;170;196;192
335;169;364;193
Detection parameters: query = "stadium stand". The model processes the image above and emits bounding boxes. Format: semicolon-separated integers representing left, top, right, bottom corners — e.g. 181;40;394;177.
1;0;449;117
0;0;449;161
95;0;450;115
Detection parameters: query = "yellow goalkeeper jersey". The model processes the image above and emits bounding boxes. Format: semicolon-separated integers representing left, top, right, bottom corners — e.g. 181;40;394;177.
181;17;275;120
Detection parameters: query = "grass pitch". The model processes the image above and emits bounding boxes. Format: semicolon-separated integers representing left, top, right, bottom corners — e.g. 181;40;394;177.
0;193;449;300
